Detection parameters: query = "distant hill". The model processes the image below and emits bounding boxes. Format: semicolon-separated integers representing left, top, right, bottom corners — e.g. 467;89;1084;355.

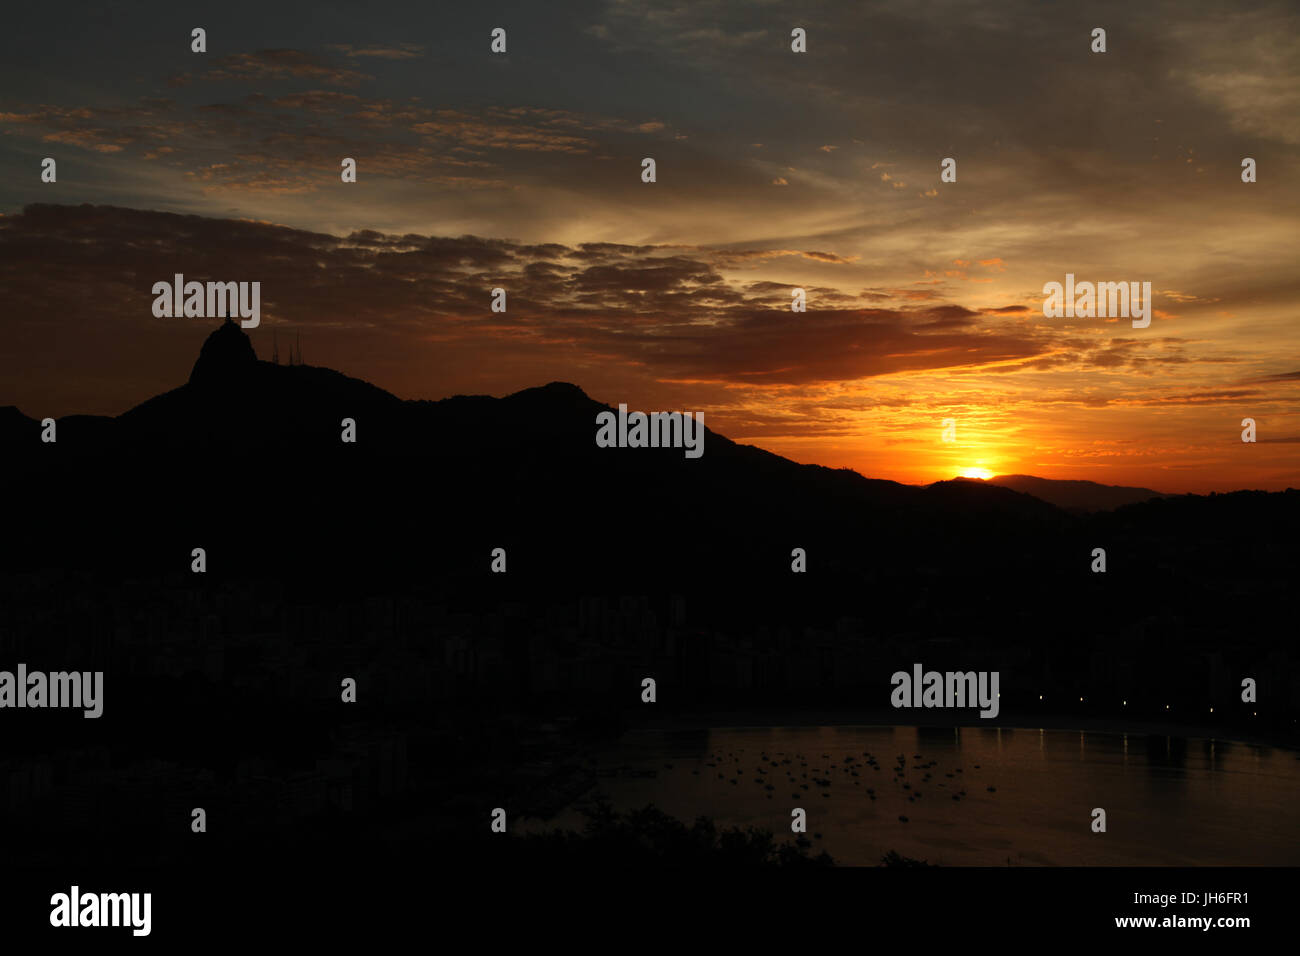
0;320;1071;591
1;319;1297;731
2;320;1294;618
987;474;1168;512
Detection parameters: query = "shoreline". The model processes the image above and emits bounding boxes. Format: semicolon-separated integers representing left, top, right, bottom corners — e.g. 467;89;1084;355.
629;709;1300;752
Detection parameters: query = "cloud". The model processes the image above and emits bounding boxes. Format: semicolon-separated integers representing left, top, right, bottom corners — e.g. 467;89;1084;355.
174;49;373;88
0;2;1295;492
412;110;597;154
323;43;425;60
0;204;1062;404
1247;370;1300;383
0;95;667;194
801;250;858;264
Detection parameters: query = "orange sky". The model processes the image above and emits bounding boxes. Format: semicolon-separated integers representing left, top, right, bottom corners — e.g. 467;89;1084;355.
2;1;1297;493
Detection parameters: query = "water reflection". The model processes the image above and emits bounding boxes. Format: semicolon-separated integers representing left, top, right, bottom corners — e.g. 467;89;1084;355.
536;726;1300;866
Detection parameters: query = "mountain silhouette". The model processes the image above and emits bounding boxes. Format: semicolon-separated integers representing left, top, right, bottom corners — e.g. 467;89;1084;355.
1;320;1295;642
190;317;258;385
0;321;1076;621
987;474;1167;512
0;323;1054;509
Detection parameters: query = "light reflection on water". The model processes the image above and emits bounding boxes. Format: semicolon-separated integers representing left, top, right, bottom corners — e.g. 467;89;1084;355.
536;726;1300;865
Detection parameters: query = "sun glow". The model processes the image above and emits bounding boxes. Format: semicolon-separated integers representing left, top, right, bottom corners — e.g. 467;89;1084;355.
959;467;994;480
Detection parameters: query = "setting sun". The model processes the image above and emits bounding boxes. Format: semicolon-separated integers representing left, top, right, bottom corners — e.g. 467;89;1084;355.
960;467;994;480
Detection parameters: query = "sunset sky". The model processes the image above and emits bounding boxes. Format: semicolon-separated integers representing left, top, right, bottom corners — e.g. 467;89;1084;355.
2;0;1297;492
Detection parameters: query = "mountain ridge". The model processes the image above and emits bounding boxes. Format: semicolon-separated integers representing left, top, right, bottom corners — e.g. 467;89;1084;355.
1;323;1291;534
987;474;1168;512
0;323;1176;514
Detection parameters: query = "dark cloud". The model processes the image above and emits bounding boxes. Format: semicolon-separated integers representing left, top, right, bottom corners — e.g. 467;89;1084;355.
180;49;373;88
0;91;670;195
1119;389;1265;406
0;205;1064;415
323;43;425;60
